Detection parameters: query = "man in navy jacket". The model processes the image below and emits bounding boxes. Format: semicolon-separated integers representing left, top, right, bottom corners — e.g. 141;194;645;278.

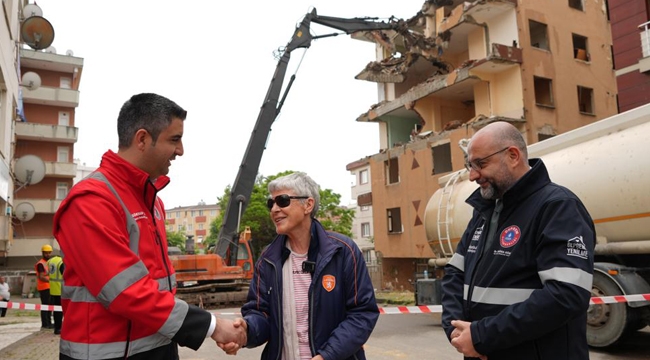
442;122;595;360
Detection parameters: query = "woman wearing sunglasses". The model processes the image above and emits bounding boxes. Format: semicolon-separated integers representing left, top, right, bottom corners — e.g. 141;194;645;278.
223;172;379;360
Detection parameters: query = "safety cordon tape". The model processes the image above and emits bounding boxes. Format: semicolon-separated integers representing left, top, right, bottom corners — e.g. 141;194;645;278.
2;294;650;314
378;294;650;315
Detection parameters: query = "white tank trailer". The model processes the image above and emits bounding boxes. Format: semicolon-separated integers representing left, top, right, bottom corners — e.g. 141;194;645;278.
423;104;650;348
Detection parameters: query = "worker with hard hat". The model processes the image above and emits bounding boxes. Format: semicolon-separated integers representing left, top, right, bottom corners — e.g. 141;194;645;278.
36;244;53;329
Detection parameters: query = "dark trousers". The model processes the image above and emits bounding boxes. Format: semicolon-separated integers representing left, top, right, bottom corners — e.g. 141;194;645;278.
39;289;52;327
0;297;7;317
51;294;62;331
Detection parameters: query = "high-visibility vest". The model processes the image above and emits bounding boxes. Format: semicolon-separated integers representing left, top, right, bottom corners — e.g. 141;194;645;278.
48;256;64;296
35;258;50;291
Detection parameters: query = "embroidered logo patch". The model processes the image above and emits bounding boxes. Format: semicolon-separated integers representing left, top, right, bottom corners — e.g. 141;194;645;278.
567;236;588;259
322;275;336;292
500;225;521;248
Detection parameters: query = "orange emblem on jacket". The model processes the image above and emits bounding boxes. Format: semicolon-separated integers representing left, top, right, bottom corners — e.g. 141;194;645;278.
322;275;336;292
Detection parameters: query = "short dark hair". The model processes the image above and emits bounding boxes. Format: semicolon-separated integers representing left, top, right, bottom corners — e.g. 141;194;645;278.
117;93;187;148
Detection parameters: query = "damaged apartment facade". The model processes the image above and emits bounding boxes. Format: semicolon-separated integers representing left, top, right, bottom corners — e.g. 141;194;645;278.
349;0;617;290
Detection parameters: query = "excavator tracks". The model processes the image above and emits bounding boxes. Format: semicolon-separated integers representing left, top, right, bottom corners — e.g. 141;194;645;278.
175;283;250;309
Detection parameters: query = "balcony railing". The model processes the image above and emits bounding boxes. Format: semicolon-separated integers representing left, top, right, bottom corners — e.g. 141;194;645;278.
640;21;650;58
15;122;78;143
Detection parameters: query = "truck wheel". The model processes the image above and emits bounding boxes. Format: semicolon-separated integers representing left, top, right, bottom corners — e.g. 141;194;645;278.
587;272;638;347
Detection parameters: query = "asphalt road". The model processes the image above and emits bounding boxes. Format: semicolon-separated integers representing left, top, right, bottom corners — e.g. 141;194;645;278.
179;308;650;360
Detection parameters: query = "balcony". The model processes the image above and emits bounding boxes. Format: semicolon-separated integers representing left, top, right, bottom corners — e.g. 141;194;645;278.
357;43;522;123
45;161;77;178
20;48;83;74
17;199;62;214
639;21;650;73
436;0;517;57
8;237;58;257
21;86;80;107
15;122;78;143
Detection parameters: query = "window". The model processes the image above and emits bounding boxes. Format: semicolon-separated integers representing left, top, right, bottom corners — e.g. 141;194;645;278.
529;20;549;50
187;224;193;231
58;111;69;126
176;211;180;218
387;207;402;234
57;146;69;162
198;223;204;230
569;0;583;11
237;243;250;260
211;210;217;216
56;182;69;200
432;143;452;175
60;77;72;89
177;225;183;232
360;205;370;211
573;33;589;61
191;210;196;216
577;86;594;114
534;77;554;107
361;223;371;238
538;133;556;142
359;169;369;184
199;210;203;216
385;158;399;185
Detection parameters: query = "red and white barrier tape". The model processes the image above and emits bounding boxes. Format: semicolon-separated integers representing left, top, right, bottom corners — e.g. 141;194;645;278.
378;294;650;315
0;301;62;312
2;294;649;314
589;293;650;305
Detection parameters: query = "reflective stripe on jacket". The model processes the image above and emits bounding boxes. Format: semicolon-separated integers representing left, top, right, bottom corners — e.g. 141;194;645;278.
48;256;64;296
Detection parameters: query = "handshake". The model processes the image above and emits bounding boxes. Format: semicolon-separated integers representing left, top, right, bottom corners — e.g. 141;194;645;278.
211;317;248;355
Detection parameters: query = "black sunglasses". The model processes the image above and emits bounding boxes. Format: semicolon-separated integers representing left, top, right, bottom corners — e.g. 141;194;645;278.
266;194;309;210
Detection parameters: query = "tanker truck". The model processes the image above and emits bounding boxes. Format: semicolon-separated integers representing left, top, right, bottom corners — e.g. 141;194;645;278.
423;104;650;348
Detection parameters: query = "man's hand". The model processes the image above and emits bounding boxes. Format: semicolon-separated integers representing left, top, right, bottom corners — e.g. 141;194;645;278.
216;317;247;355
450;320;487;360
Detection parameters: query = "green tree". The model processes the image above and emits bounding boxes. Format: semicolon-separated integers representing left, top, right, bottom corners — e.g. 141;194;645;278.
316;188;354;238
166;229;186;253
206;171;353;259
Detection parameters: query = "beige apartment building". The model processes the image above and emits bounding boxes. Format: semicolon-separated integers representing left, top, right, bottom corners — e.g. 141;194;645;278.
165;202;220;246
351;0;617;290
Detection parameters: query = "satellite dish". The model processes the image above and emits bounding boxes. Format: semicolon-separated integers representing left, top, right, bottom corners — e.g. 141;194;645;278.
23;4;43;18
20;16;54;50
14;202;35;222
45;45;57;54
14;155;46;185
65;49;74;56
21;71;41;90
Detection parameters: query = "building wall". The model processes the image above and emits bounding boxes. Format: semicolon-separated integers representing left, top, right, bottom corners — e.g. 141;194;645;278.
518;0;617;141
608;0;650;111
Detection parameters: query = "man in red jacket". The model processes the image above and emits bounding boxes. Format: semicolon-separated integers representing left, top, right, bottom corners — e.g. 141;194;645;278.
53;93;244;359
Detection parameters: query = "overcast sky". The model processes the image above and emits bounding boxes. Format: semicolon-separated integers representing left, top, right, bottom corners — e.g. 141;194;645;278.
35;0;424;208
